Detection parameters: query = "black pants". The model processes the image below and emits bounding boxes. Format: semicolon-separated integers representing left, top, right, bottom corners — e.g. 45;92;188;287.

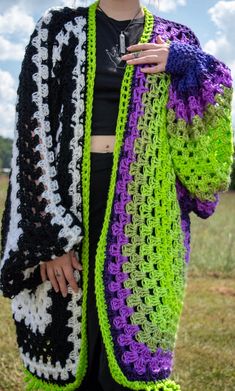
78;152;130;391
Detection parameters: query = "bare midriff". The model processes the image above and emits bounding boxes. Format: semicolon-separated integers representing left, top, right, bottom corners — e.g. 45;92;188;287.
90;135;115;153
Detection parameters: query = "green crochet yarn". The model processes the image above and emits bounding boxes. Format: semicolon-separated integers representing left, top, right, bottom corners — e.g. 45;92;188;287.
3;0;231;388
83;1;184;390
91;4;180;391
166;86;234;202
122;73;186;354
91;3;185;386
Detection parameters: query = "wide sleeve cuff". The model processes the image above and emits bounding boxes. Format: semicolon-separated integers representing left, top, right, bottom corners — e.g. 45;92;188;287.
165;30;234;202
165;40;202;76
176;177;219;219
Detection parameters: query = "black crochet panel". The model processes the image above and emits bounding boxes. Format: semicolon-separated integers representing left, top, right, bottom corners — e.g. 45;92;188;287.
0;7;87;299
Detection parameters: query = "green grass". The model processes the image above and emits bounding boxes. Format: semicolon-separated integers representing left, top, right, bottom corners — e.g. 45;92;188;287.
172;276;235;391
0;174;8;211
189;191;235;278
0;175;234;391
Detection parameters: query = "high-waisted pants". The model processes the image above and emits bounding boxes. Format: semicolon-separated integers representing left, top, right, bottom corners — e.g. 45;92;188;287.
78;152;130;391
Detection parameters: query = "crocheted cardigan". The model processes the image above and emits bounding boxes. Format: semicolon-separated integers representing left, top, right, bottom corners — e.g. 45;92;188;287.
0;1;233;390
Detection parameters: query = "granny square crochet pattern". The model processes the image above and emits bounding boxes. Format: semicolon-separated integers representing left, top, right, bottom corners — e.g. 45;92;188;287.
0;1;233;390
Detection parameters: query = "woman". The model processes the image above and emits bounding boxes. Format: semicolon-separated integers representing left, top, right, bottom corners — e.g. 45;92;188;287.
0;0;233;390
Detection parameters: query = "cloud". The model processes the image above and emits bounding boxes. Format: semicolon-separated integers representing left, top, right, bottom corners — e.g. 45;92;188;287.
0;5;35;62
0;70;16;138
0;0;77;14
208;0;235;33
142;0;187;12
0;5;35;35
0;0;187;15
204;35;231;63
72;0;187;12
0;0;60;13
0;70;16;101
61;0;78;6
0;36;25;61
203;1;235;128
204;1;235;62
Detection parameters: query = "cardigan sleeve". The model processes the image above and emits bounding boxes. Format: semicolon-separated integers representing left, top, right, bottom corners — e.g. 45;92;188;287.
0;10;84;299
165;27;234;205
175;176;219;219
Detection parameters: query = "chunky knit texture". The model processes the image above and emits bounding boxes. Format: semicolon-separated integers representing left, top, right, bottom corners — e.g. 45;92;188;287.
0;1;233;390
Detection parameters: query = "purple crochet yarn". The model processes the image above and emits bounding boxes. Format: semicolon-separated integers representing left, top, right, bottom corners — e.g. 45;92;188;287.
103;68;173;380
165;40;232;123
152;15;221;258
103;17;174;382
175;177;219;263
103;14;221;382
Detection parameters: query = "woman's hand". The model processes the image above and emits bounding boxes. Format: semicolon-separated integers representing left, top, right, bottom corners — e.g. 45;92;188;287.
40;250;82;297
121;35;169;74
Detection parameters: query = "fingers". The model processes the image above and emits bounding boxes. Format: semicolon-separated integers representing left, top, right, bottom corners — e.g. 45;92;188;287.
126;40;166;51
121;49;168;71
54;267;70;297
126;54;160;65
42;251;82;297
123;52;168;73
46;266;60;293
122;49;161;61
156;35;165;44
71;250;83;271
63;266;79;295
40;263;47;282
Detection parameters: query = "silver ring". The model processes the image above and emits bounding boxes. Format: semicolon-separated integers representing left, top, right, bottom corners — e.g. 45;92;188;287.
55;270;61;277
133;51;141;58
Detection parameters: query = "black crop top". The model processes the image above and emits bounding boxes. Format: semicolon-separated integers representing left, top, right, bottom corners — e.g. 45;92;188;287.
91;9;145;136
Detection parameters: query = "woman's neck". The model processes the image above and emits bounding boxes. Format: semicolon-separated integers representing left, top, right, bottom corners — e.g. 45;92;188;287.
97;0;144;21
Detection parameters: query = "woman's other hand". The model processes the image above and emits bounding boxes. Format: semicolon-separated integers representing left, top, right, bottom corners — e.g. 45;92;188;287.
40;250;82;297
121;35;169;73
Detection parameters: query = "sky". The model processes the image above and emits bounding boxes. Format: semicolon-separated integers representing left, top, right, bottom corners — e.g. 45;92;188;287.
0;0;234;139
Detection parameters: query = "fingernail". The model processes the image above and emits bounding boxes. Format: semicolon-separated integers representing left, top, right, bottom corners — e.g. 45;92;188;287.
62;292;67;298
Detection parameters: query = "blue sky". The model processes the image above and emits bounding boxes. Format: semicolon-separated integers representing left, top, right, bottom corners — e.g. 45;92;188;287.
0;0;234;139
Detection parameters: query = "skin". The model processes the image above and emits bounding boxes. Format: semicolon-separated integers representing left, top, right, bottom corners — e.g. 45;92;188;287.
40;0;169;297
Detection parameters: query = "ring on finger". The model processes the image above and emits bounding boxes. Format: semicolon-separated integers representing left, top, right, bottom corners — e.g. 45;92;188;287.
55;269;61;277
133;50;142;58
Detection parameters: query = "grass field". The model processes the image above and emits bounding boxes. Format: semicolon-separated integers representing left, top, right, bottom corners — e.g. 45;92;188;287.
0;174;234;391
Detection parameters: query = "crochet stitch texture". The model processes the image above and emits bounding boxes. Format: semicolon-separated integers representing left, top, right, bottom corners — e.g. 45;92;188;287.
0;1;233;390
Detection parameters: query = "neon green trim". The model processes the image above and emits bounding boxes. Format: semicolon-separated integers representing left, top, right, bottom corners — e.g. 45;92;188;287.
22;2;91;391
23;369;82;391
88;2;184;391
22;1;184;390
23;368;181;391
